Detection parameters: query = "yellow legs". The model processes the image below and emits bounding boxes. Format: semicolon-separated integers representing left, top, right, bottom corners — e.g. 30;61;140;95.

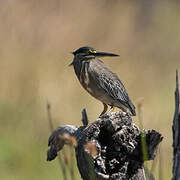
109;106;115;112
100;103;108;116
100;103;116;117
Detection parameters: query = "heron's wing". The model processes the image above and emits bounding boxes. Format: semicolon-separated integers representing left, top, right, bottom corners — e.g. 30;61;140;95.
98;73;136;115
89;59;136;115
98;73;129;104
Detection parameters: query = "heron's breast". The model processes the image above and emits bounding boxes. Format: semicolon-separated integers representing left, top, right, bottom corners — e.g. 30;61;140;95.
79;62;93;93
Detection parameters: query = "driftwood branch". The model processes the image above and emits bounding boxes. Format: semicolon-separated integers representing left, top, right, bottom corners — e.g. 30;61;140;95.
172;70;180;180
47;111;163;180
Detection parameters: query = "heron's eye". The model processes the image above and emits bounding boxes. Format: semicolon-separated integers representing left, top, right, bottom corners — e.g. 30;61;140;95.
88;50;96;54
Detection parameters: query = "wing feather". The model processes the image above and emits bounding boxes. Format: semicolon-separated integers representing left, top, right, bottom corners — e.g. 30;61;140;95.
98;73;129;104
89;59;136;115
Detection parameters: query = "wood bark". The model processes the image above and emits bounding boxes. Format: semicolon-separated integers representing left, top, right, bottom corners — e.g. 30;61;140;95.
172;70;180;180
47;110;162;180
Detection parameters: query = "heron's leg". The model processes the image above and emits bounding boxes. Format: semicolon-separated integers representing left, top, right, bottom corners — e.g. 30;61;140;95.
100;103;108;116
109;106;115;112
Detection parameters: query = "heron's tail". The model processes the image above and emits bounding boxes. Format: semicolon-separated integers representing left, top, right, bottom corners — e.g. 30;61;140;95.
127;101;136;116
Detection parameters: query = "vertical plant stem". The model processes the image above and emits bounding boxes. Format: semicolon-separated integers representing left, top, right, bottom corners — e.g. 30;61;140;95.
159;146;163;180
87;156;95;180
137;99;149;180
69;146;75;180
47;102;68;180
47;102;54;130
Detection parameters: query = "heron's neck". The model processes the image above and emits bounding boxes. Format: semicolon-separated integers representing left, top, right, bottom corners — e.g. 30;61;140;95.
73;56;91;80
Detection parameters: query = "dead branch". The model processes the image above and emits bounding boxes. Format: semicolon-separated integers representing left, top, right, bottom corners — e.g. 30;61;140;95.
172;70;180;180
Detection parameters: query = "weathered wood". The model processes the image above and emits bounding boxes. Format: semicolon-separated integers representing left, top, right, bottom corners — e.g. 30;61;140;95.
47;111;162;180
81;108;89;126
47;125;78;161
172;70;180;180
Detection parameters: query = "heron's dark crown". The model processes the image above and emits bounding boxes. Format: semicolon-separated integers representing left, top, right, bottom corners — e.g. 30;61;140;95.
73;46;96;56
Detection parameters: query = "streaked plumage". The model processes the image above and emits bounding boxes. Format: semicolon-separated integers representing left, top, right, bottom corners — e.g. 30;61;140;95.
70;46;136;116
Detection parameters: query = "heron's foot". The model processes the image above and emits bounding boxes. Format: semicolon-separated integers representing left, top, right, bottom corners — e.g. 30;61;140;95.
108;106;115;113
99;103;108;117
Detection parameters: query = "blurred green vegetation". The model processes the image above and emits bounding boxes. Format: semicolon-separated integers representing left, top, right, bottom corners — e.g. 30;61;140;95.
0;0;180;179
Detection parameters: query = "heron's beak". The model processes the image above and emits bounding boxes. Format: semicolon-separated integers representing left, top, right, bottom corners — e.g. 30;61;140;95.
93;51;119;57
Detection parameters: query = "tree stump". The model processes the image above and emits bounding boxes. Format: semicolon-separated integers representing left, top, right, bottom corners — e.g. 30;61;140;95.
47;111;163;180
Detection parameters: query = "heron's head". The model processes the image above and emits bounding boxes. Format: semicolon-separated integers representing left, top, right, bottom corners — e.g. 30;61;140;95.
69;46;119;66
